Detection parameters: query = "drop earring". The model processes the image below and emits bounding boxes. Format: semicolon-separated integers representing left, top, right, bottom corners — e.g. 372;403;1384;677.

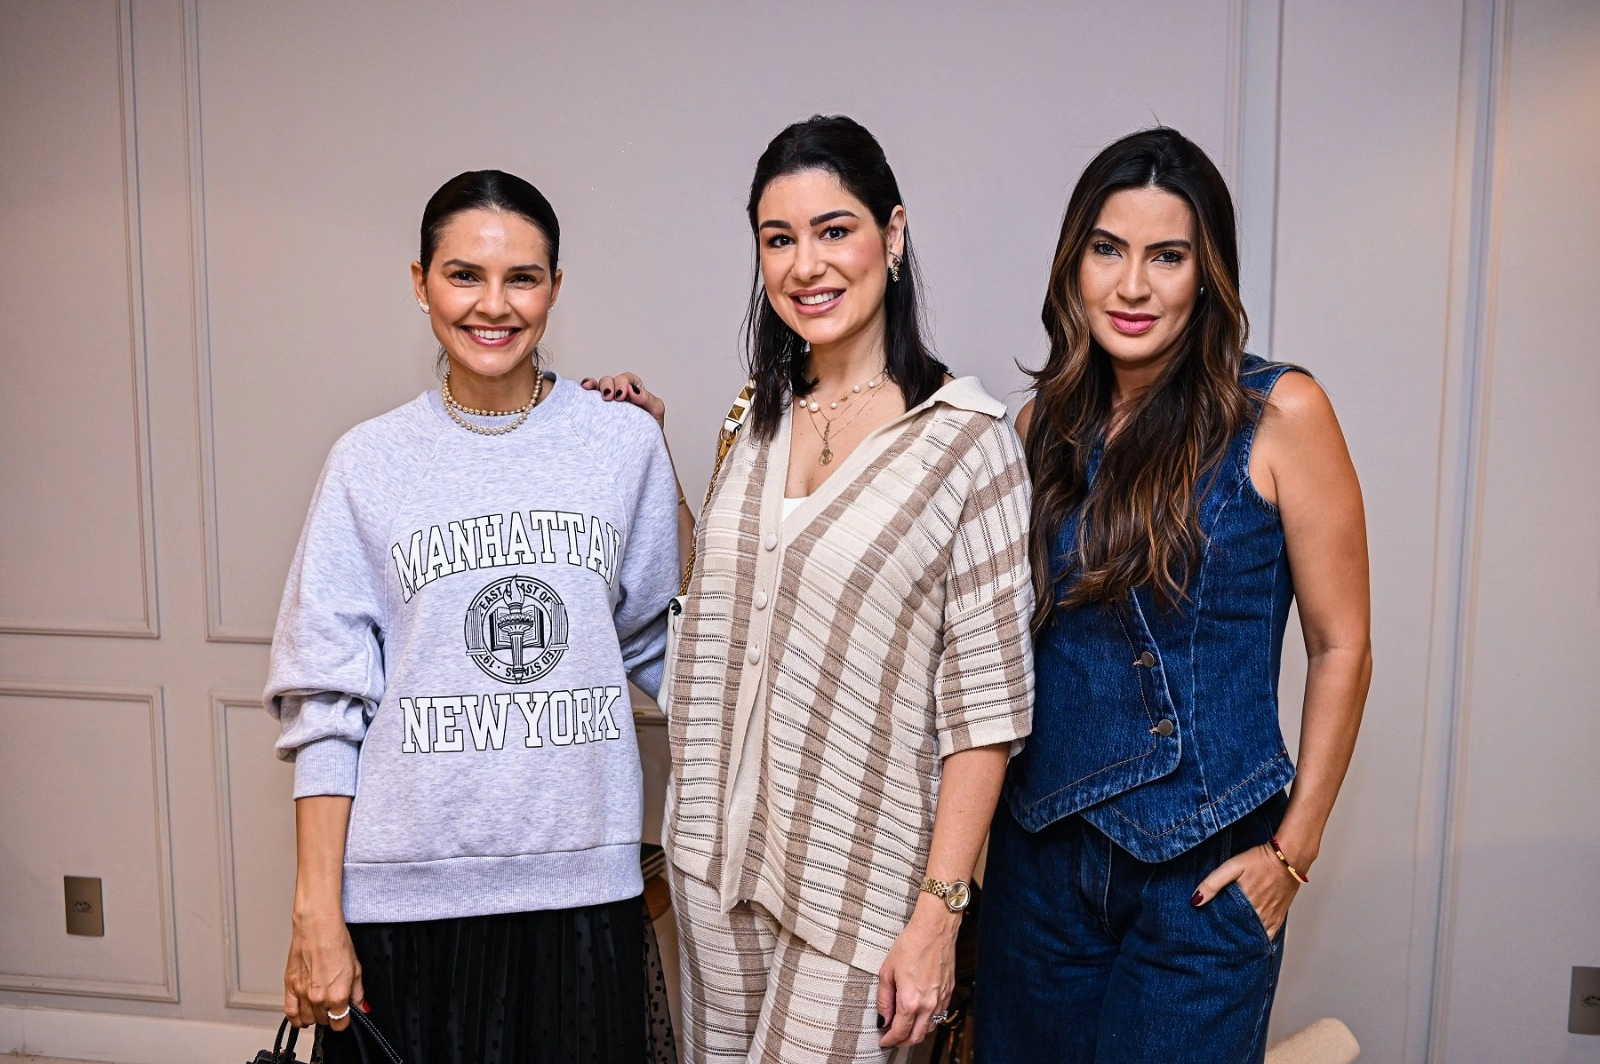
888;255;901;283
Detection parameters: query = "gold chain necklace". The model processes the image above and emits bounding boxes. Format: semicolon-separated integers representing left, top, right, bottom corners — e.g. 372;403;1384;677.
804;375;884;465
801;367;885;416
442;370;544;436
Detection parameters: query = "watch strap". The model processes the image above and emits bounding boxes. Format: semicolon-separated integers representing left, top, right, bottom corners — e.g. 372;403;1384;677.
919;876;970;912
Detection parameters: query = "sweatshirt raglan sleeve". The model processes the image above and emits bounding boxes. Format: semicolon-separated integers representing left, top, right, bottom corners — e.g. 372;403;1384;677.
264;436;390;799
609;416;681;702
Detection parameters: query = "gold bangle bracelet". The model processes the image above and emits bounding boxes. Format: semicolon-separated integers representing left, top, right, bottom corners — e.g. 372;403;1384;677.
1269;836;1310;884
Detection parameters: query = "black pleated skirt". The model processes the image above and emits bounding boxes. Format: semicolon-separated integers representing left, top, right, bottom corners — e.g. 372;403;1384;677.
316;894;676;1064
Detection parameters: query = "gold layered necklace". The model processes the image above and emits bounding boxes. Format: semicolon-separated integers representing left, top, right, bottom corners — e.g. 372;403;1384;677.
442;370;544;436
802;367;886;465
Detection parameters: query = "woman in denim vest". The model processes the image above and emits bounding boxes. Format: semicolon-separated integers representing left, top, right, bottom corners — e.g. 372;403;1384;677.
975;128;1372;1062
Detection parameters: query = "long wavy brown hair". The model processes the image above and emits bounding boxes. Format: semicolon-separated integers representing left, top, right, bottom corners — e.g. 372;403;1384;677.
1027;128;1255;627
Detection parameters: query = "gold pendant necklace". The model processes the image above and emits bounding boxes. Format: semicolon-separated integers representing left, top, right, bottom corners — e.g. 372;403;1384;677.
805;377;883;466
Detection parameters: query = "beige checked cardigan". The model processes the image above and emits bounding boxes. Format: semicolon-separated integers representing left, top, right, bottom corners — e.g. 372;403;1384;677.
664;376;1035;972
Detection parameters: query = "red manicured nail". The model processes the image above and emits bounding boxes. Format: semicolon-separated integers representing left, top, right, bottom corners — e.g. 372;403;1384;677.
1191;891;1204;906
358;999;371;1014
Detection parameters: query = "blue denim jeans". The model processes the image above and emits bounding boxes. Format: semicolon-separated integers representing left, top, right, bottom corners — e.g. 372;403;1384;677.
975;793;1288;1063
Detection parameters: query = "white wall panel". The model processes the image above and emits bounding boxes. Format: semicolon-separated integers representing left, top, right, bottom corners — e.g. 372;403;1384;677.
0;0;157;637
1268;1;1468;1056
1436;1;1600;1058
0;685;175;1001
188;0;1245;640
212;696;295;1010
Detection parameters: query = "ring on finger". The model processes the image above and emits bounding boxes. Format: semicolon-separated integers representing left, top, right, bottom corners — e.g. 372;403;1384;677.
930;1009;951;1025
328;1006;351;1021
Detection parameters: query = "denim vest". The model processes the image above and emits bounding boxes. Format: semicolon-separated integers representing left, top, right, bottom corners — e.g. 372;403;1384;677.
1005;357;1300;862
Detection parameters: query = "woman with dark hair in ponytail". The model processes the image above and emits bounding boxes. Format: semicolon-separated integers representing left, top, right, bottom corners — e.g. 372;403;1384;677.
590;115;1035;1061
266;170;682;1063
975;128;1372;1062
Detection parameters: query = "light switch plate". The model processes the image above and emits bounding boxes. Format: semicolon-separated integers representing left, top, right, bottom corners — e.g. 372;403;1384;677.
1571;966;1600;1036
63;875;104;937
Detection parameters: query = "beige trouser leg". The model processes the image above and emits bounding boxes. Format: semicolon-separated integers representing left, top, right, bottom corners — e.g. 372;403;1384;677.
670;865;909;1064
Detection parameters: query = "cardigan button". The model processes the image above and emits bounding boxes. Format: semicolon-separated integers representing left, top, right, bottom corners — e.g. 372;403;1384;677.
1151;718;1175;737
746;643;762;665
763;532;778;551
1137;651;1156;668
754;590;768;610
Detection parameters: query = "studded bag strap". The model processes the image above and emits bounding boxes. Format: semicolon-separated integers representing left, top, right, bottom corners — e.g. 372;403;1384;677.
677;380;756;596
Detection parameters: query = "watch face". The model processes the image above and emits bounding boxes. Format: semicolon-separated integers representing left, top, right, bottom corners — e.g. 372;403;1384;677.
946;881;971;912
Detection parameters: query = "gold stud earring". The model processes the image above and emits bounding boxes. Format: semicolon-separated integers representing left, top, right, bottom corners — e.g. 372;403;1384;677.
888;255;901;283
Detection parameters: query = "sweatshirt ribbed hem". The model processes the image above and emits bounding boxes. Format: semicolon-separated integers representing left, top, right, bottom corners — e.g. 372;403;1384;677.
292;736;361;798
342;843;644;922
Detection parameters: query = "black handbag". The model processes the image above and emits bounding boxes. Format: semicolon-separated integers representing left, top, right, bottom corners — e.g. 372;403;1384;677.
252;1010;405;1064
311;1008;406;1064
249;1019;302;1064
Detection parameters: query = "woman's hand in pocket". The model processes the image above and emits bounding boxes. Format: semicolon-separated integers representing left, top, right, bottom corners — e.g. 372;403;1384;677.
1192;844;1299;940
581;373;665;428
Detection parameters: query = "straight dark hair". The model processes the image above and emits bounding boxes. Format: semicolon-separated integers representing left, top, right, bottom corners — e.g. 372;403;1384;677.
419;170;561;374
743;115;947;439
420;169;560;274
1027;127;1254;626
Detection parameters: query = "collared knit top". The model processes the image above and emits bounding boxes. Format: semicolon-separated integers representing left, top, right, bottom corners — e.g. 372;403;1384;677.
665;376;1034;971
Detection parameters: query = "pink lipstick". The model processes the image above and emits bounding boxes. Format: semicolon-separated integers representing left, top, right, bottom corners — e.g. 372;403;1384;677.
791;287;844;316
1107;311;1157;336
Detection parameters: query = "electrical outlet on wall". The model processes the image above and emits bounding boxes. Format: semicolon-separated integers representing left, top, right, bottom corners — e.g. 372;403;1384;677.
63;875;104;937
1572;967;1600;1036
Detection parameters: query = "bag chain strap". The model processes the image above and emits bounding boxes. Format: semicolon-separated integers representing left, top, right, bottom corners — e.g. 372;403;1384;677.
678;381;756;596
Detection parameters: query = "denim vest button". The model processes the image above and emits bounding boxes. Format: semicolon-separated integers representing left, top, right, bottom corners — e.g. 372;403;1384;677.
1138;651;1156;668
1151;718;1175;737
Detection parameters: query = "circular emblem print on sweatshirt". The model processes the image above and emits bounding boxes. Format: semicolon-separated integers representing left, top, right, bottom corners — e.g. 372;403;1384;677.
464;575;569;683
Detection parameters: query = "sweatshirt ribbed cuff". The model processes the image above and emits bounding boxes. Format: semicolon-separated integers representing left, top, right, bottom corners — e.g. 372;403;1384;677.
291;736;361;798
629;658;664;704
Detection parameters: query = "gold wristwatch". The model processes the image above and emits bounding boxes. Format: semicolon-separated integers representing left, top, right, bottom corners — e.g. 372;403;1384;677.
919;876;972;913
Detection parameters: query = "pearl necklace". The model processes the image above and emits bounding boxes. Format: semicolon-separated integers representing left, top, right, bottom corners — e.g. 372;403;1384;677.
803;369;886;466
442;370;544;436
802;368;886;415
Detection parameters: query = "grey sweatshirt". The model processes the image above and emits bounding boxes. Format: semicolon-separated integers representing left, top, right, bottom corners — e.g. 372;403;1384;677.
264;375;679;923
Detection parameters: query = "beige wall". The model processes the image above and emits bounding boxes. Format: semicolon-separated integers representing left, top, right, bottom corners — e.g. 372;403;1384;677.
1;1;1594;1060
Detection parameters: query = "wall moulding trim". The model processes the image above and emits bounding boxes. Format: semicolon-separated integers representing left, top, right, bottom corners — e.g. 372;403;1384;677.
211;692;284;1010
184;0;272;645
0;681;178;1003
1410;1;1509;1061
1233;0;1285;359
0;0;160;640
0;1004;275;1064
1221;0;1247;187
